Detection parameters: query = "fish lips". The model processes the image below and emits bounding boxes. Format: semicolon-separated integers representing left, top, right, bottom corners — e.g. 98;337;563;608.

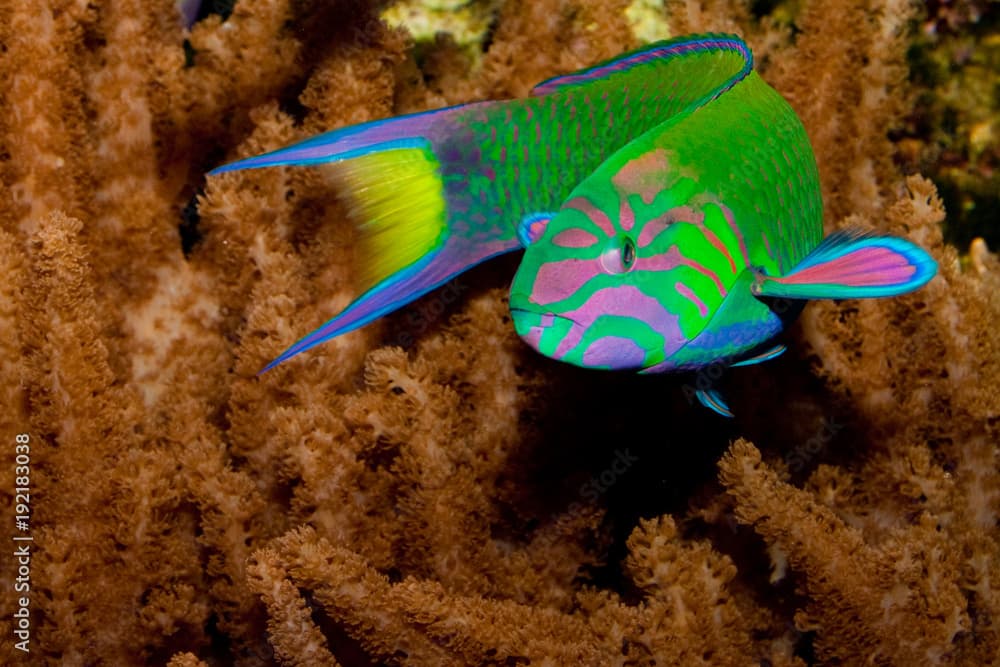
509;304;576;346
508;293;574;349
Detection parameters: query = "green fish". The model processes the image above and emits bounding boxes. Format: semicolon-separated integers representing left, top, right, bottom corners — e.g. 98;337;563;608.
211;33;935;415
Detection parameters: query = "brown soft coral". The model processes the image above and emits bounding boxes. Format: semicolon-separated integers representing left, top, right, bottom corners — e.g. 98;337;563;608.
0;0;997;665
720;439;970;664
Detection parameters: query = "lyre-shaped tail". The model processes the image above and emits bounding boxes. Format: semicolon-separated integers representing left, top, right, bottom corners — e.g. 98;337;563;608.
210;104;520;371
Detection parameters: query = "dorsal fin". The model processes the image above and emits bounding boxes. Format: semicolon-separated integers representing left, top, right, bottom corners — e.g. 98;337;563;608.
531;33;752;99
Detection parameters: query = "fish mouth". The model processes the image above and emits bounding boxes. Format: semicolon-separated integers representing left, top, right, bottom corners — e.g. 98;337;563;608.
509;307;578;336
509;306;579;363
510;304;670;370
508;292;580;346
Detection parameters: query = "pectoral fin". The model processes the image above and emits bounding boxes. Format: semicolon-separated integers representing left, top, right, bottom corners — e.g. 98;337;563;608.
752;230;937;300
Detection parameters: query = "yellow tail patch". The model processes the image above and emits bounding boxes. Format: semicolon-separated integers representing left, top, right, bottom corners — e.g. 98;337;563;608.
324;146;447;293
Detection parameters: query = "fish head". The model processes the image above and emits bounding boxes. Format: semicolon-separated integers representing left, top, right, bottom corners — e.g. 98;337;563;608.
509;192;720;372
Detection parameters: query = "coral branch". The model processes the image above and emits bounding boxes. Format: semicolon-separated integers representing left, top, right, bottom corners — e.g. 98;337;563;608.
720;439;969;663
246;547;341;667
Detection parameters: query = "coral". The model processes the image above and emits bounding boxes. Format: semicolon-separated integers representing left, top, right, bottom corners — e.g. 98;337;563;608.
898;1;1000;250
382;0;502;56
0;0;997;665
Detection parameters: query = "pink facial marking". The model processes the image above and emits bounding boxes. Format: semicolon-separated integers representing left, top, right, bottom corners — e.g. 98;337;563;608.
552;228;599;248
717;204;750;266
531;258;600;305
675;281;708;317
642;246;727;298
535;123;541;144
525;106;534;121
565;197;616;237
611;149;671;205
641;206;737;274
637;206;699;247
513;125;519;142
619;198;635;232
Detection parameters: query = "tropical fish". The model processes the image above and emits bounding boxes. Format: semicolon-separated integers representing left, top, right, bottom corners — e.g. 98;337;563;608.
210;33;936;416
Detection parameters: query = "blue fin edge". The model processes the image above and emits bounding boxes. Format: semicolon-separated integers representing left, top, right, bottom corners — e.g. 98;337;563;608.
695;388;734;418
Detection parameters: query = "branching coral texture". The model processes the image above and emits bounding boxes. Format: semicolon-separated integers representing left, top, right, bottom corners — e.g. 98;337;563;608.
0;0;997;665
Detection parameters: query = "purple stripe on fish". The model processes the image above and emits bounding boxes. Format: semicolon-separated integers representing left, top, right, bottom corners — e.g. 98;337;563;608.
583;336;646;367
553;286;685;359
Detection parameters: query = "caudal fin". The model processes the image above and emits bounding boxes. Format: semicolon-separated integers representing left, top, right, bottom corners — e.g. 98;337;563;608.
210;105;523;371
209;106;467;173
752;230;937;300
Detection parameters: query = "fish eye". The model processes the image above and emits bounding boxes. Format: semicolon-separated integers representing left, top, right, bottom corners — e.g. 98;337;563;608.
622;237;636;267
600;235;637;274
